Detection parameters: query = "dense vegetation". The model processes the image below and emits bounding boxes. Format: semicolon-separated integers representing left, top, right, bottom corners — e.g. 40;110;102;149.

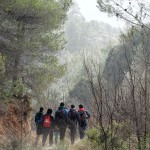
0;0;72;102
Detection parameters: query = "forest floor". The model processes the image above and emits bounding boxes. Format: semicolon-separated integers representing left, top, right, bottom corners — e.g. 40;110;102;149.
34;139;84;150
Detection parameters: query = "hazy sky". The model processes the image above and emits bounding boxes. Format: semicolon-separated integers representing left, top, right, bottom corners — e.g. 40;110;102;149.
75;0;125;28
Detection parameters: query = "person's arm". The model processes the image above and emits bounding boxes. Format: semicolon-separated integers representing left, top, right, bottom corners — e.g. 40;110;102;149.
51;115;55;128
85;111;90;119
65;108;69;117
76;111;80;122
55;111;57;119
35;113;37;123
75;111;80;125
51;115;55;122
54;111;59;128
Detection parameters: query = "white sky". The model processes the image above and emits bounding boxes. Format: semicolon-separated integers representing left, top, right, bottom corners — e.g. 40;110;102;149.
75;0;125;28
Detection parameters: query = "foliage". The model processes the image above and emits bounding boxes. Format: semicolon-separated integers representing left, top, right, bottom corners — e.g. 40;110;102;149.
86;128;100;146
97;0;150;29
0;80;27;100
0;0;72;100
83;21;150;149
3;140;20;150
86;127;129;150
70;140;92;150
103;25;150;86
27;56;66;100
0;53;6;79
69;78;93;107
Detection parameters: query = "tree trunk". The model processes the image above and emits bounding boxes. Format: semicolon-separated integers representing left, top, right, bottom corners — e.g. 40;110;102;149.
13;57;20;82
12;22;25;82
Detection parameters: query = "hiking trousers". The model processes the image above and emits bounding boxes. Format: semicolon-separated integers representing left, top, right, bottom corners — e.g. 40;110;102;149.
70;125;77;144
36;124;43;135
35;124;43;146
79;126;86;139
54;129;59;145
59;126;67;141
42;127;53;146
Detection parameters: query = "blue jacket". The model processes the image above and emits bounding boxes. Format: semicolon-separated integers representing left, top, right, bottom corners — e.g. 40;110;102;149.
35;111;44;126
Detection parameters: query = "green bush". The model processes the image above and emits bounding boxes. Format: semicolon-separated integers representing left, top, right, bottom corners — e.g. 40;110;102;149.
86;128;100;145
0;80;27;100
86;128;129;150
4;140;21;150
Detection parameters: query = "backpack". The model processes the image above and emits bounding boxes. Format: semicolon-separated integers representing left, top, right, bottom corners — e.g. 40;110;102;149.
43;115;51;128
68;110;76;122
35;112;43;125
57;109;67;123
78;110;87;126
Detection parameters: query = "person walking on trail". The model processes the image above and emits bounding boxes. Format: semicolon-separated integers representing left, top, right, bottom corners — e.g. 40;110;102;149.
68;104;79;144
55;102;68;141
78;104;90;139
35;107;44;146
42;108;55;146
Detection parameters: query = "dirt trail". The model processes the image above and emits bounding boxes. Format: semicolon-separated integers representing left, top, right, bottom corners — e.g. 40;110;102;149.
38;139;83;150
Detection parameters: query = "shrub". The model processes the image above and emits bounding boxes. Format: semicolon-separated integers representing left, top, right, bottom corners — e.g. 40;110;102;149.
86;127;129;150
0;80;27;100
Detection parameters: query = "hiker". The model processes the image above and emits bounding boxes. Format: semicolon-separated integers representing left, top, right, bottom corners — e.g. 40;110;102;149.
78;104;90;139
35;107;44;146
55;102;68;141
68;104;79;144
42;108;55;146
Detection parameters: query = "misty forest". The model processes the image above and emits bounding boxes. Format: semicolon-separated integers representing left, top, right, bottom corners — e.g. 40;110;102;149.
0;0;150;150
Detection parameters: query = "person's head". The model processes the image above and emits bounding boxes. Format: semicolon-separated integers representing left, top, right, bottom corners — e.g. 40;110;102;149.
60;102;64;107
71;104;75;109
47;108;52;115
79;104;83;108
39;107;44;112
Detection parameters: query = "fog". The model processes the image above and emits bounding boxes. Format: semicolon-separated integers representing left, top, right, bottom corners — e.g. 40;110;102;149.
75;0;125;28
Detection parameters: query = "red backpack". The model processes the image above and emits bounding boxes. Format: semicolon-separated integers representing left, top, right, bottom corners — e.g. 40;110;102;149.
43;115;51;127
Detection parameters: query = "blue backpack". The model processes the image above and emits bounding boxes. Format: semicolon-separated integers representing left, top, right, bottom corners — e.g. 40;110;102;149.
35;112;43;125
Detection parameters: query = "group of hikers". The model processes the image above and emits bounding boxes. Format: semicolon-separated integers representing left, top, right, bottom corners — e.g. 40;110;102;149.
34;102;90;147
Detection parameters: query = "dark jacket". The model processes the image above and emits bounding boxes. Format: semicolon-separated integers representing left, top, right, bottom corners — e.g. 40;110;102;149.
78;108;90;128
55;106;68;127
68;108;79;126
35;111;44;126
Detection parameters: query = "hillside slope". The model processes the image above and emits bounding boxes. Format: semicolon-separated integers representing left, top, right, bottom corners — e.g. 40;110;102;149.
0;96;32;149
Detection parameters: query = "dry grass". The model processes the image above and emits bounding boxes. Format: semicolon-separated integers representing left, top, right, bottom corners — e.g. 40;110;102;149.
69;139;91;150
